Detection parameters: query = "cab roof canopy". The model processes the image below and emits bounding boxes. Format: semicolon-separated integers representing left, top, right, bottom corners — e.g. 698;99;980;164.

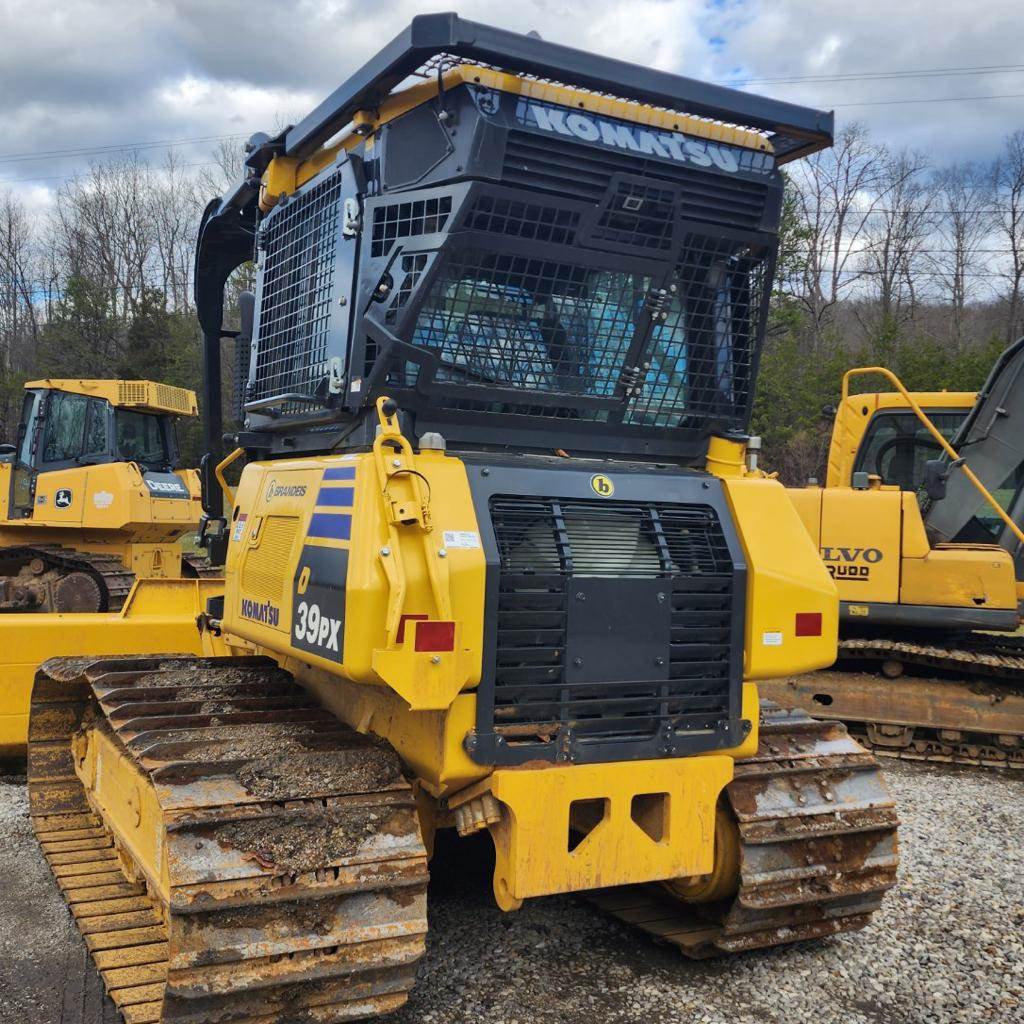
24;379;198;417
244;12;833;176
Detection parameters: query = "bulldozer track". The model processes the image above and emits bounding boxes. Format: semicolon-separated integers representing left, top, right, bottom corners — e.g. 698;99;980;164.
589;703;899;957
180;554;220;580
1;545;136;612
27;654;429;1024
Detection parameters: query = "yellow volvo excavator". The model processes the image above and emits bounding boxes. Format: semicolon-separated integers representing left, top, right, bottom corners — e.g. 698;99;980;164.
765;341;1024;768
22;17;898;1023
0;378;211;755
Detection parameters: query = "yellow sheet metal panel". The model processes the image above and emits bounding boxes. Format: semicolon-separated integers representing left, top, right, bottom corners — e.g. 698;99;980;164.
786;486;824;546
818;488;903;603
900;545;1018;610
900;493;932;559
297;667;484;798
720;477;838;679
0;579;219;756
5;463;200;539
224;451;486;711
484;755;734;909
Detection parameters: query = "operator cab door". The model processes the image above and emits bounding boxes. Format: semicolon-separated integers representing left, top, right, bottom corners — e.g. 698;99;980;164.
8;390;44;518
30;391;112;522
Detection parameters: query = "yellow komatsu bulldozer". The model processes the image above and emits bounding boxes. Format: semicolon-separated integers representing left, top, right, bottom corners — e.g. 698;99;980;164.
21;17;899;1023
0;378;211;755
765;341;1024;768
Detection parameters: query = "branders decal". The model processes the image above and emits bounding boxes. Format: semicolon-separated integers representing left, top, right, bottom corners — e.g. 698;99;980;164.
55;488;73;509
265;479;308;502
517;100;762;175
590;474;615;497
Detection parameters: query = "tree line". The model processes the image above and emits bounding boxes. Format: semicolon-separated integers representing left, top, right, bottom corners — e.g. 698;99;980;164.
0;125;1022;478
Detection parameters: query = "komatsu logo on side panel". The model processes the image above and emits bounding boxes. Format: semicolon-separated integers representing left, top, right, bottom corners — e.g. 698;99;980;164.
518;100;749;174
241;598;280;626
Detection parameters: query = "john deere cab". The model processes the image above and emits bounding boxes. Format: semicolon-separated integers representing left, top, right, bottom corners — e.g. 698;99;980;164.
0;378;205;612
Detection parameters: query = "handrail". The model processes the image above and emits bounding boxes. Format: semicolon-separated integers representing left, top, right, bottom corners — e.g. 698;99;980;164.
841;366;1024;548
214;446;245;509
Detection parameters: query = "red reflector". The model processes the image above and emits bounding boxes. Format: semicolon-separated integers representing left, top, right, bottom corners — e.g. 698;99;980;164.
795;612;823;637
397;613;428;643
414;620;456;652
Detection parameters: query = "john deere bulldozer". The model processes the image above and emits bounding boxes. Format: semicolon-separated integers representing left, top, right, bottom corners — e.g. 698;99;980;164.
766;342;1024;768
23;17;898;1023
0;378;211;756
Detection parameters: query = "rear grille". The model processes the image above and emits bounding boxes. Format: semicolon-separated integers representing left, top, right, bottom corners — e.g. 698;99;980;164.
502;131;768;229
484;495;738;761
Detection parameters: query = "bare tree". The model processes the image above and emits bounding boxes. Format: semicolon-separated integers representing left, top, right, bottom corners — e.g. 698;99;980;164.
928;162;994;350
783;122;890;348
0;191;42;431
856;149;934;335
993;130;1024;343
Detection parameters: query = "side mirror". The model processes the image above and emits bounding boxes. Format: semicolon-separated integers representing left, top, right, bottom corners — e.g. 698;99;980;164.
0;443;16;456
199;452;218;516
924;459;948;502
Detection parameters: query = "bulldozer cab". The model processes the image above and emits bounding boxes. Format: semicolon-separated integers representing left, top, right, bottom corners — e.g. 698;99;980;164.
194;14;834;475
3;379;197;522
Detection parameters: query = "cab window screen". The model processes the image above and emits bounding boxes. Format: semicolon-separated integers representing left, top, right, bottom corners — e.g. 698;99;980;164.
853;410;968;490
42;392;89;463
116;411;168;466
83;401;108;456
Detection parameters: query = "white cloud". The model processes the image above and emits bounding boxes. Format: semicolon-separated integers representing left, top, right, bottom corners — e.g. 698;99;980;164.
0;0;1021;205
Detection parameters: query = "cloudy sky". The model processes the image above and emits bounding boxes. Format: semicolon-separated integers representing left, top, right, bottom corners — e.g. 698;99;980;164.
2;0;1022;210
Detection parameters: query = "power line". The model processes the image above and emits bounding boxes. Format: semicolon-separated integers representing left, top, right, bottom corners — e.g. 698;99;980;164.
831;92;1024;108
0;134;247;166
0;161;223;186
720;63;1024;87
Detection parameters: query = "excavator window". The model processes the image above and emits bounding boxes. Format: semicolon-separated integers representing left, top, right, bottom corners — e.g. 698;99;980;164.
853;409;968;491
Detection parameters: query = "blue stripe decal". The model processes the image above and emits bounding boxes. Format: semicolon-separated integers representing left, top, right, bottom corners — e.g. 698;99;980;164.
316;486;354;507
323;466;356;481
307;513;352;540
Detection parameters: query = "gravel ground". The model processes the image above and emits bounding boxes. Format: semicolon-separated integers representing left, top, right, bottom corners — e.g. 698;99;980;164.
1;760;1021;1024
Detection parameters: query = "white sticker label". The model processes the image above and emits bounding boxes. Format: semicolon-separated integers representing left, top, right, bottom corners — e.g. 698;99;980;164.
443;530;481;549
349;377;362;393
762;631;784;647
232;513;248;542
93;491;114;509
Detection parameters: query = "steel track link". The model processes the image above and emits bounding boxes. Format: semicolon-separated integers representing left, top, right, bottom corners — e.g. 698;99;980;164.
840;635;1024;680
589;703;900;957
1;545;136;612
833;637;1024;770
27;655;429;1024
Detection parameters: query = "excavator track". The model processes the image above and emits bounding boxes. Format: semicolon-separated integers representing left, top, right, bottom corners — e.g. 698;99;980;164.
756;638;1024;771
0;545;135;612
589;703;899;957
27;654;429;1024
840;634;1024;680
